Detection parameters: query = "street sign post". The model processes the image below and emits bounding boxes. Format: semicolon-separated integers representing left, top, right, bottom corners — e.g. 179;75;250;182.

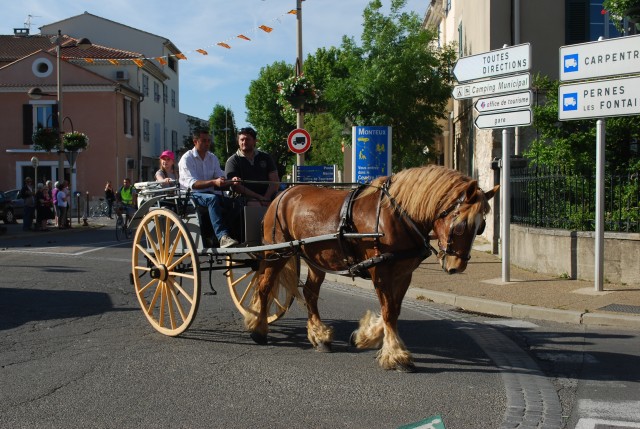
452;73;530;100
559;34;640;82
287;128;311;154
452;43;531;83
558;75;640;120
474;109;532;129
475;91;532;114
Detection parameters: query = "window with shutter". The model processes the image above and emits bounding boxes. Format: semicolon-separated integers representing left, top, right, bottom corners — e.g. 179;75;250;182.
566;0;588;44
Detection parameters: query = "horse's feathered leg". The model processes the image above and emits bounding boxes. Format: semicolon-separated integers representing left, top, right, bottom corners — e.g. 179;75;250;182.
245;256;286;345
352;266;415;372
303;265;333;352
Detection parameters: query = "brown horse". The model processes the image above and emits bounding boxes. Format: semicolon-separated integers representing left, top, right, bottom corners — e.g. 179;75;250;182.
244;165;499;372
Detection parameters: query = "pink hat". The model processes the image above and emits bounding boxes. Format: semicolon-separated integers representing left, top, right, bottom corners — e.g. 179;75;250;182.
160;150;175;160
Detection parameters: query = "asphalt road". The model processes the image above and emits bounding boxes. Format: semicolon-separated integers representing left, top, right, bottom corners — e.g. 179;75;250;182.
1;225;639;428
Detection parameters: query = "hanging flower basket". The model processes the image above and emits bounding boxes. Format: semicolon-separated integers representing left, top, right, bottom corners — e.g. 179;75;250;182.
277;74;320;111
32;127;60;152
63;131;89;152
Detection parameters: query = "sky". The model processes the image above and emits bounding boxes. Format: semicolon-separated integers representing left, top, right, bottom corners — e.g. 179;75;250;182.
2;0;427;127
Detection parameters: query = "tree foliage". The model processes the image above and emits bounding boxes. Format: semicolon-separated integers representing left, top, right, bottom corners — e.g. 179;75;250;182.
209;104;237;162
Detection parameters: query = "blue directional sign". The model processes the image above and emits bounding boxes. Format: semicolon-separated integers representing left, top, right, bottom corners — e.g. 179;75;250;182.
352;126;392;184
563;53;579;74
562;92;578;111
293;165;336;183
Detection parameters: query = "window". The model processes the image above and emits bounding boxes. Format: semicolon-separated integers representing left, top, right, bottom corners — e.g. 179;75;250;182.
124;97;134;136
566;0;622;44
143;119;150;142
34;104;55;129
445;0;451;16
168;56;177;73
142;74;149;97
458;21;464;58
171;89;176;108
172;130;178;152
153;82;160;103
163;84;168;104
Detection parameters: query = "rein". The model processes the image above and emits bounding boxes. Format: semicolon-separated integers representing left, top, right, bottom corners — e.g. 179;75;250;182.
434;197;473;262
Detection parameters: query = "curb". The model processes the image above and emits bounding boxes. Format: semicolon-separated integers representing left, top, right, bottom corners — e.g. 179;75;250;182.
302;266;640;330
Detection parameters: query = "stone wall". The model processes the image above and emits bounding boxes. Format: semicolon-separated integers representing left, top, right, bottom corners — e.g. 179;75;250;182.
510;224;640;286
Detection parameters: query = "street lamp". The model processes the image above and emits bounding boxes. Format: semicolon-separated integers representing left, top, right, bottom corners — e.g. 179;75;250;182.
28;30;92;183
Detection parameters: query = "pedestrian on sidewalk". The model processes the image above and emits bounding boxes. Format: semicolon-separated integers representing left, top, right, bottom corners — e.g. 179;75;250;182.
104;181;115;219
20;177;35;231
56;181;69;229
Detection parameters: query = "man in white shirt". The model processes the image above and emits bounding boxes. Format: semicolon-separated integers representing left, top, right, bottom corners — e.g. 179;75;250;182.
179;129;239;248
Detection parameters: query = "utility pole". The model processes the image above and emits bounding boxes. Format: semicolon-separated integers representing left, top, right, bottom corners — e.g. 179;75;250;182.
296;0;305;166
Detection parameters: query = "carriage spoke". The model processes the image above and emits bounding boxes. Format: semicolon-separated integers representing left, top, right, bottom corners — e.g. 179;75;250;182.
170;272;195;280
167;253;191;271
137;278;158;295
164;283;177;330
167;277;194;306
146;281;163;316
142;223;161;263
238;275;260;306
158;282;167;327
163;215;172;259
135;243;159;268
133;265;152;274
167;279;188;320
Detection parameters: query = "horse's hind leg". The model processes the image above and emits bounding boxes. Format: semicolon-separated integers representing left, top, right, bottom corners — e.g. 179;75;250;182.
244;258;286;345
303;266;333;352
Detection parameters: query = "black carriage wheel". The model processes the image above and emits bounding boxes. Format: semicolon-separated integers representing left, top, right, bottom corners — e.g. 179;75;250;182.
131;209;200;336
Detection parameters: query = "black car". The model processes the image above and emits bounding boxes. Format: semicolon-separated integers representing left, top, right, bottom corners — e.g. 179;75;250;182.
0;191;16;224
4;189;23;219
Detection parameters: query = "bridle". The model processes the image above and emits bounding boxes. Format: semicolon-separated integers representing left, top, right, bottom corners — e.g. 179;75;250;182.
434;198;485;262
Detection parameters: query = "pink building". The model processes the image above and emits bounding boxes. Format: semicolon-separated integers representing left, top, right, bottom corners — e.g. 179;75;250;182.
0;33;142;200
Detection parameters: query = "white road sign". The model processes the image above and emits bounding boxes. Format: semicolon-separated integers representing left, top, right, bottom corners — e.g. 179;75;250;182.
453;73;530;100
452;43;531;83
475;108;532;129
475;91;532;113
560;34;640;82
558;75;640;120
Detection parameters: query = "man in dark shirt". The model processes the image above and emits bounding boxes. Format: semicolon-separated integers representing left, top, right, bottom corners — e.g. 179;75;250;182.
225;127;279;207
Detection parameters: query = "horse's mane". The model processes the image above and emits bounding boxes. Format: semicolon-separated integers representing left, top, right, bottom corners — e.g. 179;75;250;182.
360;165;492;226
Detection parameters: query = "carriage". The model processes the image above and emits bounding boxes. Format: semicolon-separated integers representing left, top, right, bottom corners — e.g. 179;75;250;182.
129;166;498;372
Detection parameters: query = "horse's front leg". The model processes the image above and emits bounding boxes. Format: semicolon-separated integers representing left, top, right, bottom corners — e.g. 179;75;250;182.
303;266;333;352
351;268;415;372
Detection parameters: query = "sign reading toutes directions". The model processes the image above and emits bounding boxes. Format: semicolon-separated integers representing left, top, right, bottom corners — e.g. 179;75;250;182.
453;43;531;82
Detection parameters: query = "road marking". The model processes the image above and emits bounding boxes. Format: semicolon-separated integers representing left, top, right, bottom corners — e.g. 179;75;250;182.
577;399;640;422
1;241;126;256
575;418;640;428
483;319;539;328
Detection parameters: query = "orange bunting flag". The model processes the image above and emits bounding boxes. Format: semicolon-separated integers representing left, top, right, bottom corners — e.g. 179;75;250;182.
108;59;120;65
196;49;208;55
175;53;187;60
288;9;297;15
156;57;167;65
133;59;144;67
84;58;95;64
237;34;251;41
259;25;273;33
217;42;231;49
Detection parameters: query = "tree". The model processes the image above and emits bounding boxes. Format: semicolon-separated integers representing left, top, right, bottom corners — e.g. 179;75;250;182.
602;0;640;33
245;61;296;172
209;104;237;162
303;113;345;166
323;0;457;170
181;116;208;152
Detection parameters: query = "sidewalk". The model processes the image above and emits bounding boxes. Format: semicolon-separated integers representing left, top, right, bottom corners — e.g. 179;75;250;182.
3;219;639;329
317;238;640;330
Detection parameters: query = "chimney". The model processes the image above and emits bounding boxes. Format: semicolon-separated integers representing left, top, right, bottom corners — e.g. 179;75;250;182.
14;28;30;37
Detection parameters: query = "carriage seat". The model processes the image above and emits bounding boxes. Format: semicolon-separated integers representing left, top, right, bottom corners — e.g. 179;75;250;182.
193;197;267;248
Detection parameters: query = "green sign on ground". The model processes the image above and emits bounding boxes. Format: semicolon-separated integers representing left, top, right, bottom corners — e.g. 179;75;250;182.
397;415;446;429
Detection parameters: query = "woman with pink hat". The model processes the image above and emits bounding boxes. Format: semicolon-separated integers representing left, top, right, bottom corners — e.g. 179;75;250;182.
155;150;178;185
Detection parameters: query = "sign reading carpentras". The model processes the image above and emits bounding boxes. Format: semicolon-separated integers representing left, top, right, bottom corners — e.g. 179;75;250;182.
559;33;640;82
452;43;531;83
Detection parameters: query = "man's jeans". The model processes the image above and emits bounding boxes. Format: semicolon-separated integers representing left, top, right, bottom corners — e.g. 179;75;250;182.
191;192;230;241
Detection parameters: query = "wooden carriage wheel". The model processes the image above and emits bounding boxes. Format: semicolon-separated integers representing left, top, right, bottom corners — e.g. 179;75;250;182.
226;256;298;324
131;209;200;336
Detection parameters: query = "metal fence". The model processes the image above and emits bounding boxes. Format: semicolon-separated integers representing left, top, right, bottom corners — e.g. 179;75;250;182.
511;166;640;233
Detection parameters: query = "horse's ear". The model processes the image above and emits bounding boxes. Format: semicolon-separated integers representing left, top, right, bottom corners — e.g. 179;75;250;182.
484;185;500;201
465;180;479;201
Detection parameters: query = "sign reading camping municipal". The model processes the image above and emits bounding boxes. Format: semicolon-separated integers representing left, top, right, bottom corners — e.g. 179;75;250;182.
559;34;640;82
452;43;531;83
452;73;530;100
558;75;640;120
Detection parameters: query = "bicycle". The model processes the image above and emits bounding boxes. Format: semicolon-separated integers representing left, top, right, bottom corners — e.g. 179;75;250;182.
89;198;110;218
115;204;133;241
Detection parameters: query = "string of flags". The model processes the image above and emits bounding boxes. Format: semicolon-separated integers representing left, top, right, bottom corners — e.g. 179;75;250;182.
69;9;298;67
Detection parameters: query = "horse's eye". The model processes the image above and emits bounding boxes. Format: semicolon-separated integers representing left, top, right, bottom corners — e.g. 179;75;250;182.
453;220;466;236
476;221;486;236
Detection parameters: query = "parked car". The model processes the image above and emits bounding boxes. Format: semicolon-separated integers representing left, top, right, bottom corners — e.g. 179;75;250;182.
4;189;23;219
0;191;16;224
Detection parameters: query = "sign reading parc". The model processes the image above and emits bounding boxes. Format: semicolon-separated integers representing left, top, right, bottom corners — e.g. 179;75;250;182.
560;34;640;82
558;75;640;120
351;126;391;184
452;43;531;83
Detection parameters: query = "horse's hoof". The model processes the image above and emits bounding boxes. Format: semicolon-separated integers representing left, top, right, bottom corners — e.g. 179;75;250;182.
315;342;332;353
395;362;416;373
250;332;268;345
349;330;358;347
